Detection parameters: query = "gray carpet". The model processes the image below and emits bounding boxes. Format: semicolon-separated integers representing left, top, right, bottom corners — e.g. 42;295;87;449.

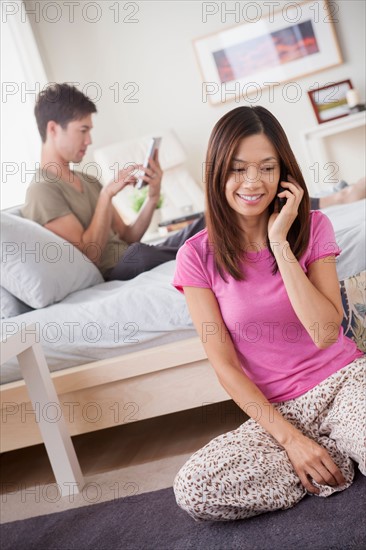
1;470;365;550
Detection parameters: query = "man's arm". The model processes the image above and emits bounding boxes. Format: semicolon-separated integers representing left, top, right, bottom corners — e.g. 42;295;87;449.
44;165;138;265
112;154;163;243
45;187;115;265
45;156;163;263
112;195;159;243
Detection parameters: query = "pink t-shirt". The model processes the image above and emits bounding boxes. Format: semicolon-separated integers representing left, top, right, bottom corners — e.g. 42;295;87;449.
172;211;363;403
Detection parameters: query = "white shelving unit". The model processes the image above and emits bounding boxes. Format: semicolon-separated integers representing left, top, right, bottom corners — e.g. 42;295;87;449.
301;111;366;193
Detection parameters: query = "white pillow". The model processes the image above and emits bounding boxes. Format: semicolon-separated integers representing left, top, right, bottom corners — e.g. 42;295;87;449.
93;129;187;185
93;130;205;222
0;286;33;318
336;221;366;281
0;212;104;308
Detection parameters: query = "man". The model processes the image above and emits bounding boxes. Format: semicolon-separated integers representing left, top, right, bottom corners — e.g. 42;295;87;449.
22;83;205;280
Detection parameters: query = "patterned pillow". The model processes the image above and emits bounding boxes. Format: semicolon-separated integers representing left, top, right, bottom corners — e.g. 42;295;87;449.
340;271;366;352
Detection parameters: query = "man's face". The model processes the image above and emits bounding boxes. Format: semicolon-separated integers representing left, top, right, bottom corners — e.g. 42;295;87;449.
51;114;93;163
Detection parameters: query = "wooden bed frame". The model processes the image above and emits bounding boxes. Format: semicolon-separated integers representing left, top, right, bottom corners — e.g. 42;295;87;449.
0;335;228;453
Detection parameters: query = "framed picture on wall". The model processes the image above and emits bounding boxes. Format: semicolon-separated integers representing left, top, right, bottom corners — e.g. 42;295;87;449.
193;0;343;105
307;80;353;124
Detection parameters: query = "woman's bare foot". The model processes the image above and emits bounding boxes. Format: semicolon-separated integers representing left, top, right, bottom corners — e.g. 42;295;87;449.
319;177;366;208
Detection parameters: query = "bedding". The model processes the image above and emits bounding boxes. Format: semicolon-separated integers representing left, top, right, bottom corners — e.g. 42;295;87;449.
0;261;196;385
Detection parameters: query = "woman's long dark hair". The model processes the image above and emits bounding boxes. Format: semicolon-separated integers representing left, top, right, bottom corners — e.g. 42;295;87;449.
205;106;310;280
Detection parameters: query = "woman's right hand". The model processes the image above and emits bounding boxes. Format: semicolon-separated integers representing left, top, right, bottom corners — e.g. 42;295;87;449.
282;431;346;494
268;176;304;245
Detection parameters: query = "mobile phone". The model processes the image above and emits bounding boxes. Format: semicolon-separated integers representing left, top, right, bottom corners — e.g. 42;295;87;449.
278;166;288;211
136;137;162;190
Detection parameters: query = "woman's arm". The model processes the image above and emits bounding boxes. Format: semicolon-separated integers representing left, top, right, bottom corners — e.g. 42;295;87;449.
184;285;346;494
269;177;343;349
271;246;343;348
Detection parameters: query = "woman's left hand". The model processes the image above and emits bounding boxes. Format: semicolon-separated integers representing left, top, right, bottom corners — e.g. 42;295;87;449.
268;175;304;244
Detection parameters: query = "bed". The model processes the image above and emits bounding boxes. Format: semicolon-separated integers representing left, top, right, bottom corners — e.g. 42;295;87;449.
1;199;365;453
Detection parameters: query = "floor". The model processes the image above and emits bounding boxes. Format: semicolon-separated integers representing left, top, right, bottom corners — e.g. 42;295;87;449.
0;400;247;523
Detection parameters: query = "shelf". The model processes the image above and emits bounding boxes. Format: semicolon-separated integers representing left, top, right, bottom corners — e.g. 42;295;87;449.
301;111;366;193
303;111;366;140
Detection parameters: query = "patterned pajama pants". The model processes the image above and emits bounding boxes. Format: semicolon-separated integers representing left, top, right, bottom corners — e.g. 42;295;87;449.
173;357;366;522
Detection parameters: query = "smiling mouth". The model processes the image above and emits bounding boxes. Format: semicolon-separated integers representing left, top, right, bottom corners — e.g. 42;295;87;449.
237;193;263;202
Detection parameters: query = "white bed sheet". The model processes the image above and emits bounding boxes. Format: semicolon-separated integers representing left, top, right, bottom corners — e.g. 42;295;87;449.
0;261;196;385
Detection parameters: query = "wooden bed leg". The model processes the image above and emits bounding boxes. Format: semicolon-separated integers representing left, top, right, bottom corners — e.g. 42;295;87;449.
1;325;84;496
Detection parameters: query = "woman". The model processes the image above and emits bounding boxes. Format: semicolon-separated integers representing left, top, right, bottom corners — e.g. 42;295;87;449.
172;106;365;522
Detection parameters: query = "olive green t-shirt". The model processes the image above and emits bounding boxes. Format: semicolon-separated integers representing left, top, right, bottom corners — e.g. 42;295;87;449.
21;169;129;276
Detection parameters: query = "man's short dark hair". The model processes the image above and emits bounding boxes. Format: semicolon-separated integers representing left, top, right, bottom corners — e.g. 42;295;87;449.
35;83;97;142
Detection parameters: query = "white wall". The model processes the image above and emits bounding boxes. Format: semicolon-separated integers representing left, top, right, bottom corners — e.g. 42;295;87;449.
1;4;47;208
12;1;366;198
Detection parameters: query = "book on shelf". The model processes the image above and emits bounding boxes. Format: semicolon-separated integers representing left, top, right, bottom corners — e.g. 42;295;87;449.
158;212;204;234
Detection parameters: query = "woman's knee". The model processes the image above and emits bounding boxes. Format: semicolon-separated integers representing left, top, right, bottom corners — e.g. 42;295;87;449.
173;462;212;521
173;457;239;522
173;454;303;522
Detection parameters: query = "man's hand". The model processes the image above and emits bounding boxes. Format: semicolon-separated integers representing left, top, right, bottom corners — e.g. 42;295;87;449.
140;151;163;204
104;165;140;199
283;431;346;494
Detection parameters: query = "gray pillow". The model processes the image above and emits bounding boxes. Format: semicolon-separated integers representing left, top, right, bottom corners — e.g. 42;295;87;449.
335;220;366;281
0;286;33;318
0;212;104;308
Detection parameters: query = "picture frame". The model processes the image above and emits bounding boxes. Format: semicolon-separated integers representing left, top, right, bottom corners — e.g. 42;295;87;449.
193;0;343;105
307;79;353;123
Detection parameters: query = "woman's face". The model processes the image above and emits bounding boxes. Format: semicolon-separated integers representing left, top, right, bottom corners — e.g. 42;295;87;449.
225;133;281;218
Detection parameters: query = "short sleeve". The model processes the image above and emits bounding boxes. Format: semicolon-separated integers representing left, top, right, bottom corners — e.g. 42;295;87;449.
22;181;71;226
305;211;342;267
172;241;210;293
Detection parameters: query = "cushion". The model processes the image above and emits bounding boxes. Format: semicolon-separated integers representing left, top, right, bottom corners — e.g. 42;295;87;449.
0;212;104;309
0;286;33;319
340;271;366;352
